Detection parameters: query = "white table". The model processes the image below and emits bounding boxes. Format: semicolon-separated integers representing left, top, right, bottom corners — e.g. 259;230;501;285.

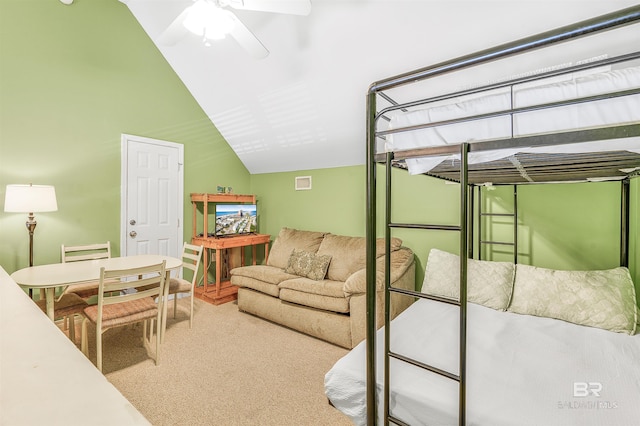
0;266;151;425
11;254;182;322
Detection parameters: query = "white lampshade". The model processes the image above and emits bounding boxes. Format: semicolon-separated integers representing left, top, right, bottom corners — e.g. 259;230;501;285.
4;184;58;213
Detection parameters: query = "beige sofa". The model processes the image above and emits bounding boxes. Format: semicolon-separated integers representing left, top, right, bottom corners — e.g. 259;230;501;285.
229;228;416;348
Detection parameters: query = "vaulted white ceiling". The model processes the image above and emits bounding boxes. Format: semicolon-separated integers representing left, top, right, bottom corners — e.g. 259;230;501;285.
122;0;639;174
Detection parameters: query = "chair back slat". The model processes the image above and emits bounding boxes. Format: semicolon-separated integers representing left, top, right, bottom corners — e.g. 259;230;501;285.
180;243;203;284
98;262;167;307
62;242;111;263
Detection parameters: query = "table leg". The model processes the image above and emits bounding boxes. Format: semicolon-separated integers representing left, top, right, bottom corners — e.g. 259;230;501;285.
45;288;55;321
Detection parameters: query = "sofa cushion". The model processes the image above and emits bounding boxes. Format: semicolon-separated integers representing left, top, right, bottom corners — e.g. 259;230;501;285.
279;276;349;314
508;264;637;334
230;265;298;297
316;234;403;282
267;228;326;269
231;265;297;285
279;276;346;298
284;249;332;280
279;288;350;313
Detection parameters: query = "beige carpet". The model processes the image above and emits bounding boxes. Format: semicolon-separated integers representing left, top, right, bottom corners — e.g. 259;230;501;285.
76;297;354;425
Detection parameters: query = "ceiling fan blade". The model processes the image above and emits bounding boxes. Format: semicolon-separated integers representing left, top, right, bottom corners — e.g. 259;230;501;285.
225;0;311;16
157;7;191;46
229;13;269;59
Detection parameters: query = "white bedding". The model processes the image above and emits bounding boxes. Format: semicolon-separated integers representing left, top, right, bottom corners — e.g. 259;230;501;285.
324;299;640;425
385;66;640;175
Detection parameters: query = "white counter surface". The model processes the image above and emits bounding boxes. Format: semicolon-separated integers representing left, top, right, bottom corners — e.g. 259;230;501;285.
0;266;150;426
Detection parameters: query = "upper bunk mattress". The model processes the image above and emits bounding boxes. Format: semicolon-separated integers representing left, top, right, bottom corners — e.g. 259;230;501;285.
385;66;640;175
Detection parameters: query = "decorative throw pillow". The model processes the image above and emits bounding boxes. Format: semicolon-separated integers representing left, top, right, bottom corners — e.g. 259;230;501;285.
508;264;638;335
421;248;515;311
306;254;333;281
284;249;332;281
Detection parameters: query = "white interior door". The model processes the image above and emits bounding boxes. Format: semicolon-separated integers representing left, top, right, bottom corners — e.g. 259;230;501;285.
121;134;184;258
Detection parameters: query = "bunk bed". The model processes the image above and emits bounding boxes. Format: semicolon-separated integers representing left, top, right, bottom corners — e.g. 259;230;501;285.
324;5;640;426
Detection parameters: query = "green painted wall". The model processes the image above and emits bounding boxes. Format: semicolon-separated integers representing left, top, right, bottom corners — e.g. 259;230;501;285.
250;166;366;236
0;0;250;273
251;166;639;305
477;183;618;265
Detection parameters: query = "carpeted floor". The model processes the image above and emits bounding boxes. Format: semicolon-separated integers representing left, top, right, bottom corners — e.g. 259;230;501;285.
75;297;353;425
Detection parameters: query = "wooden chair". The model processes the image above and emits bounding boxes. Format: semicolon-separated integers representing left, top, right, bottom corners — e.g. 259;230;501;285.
35;293;88;343
62;242;112;299
168;243;203;327
80;261;167;372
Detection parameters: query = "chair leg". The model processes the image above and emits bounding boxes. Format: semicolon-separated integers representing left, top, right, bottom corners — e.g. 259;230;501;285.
161;300;168;344
189;292;194;329
96;329;103;373
81;318;88;356
68;315;76;343
154;313;161;366
173;295;178;318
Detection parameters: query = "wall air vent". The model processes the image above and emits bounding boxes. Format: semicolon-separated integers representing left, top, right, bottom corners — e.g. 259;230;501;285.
295;176;312;191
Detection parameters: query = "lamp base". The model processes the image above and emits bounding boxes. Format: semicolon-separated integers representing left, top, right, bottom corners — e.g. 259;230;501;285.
26;214;36;299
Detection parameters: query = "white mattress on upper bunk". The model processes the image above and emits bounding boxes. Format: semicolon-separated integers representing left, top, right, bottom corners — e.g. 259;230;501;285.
385;66;640;175
324;298;640;426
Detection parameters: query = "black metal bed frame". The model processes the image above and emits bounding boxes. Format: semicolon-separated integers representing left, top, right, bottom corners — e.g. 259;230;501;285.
365;6;640;426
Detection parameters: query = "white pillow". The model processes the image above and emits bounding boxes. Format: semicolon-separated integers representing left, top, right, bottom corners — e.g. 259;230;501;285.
508;264;638;335
421;249;515;311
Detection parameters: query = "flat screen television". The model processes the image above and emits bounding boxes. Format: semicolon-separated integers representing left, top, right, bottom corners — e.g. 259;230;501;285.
215;203;257;237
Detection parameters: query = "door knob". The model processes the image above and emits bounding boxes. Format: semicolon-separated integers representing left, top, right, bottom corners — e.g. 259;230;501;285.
130;219;136;225
129;231;137;238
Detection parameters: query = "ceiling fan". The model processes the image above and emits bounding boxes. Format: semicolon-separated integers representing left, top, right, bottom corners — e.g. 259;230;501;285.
158;0;311;59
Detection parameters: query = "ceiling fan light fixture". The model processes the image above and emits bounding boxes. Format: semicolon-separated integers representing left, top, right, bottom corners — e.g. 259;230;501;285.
183;0;235;41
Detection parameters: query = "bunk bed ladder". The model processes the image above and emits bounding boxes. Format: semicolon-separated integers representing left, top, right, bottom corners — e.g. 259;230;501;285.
477;185;518;263
380;144;470;426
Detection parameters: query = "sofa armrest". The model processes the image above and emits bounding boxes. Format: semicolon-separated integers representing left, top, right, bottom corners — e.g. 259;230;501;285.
344;247;415;296
344;268;378;296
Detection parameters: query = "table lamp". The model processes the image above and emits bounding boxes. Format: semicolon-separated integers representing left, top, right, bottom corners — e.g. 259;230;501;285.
4;184;58;268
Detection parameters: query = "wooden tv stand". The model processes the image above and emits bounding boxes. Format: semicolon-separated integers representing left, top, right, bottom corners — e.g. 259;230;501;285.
191;193;270;305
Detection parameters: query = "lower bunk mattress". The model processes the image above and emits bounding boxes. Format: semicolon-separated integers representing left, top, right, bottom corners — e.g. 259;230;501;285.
324;298;640;426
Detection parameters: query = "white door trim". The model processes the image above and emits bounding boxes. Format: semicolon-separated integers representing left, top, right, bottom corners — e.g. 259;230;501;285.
120;133;184;257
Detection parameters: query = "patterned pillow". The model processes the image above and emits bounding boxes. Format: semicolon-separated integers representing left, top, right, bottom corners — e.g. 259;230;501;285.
508;264;638;335
421;249;515;311
284;249;332;281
